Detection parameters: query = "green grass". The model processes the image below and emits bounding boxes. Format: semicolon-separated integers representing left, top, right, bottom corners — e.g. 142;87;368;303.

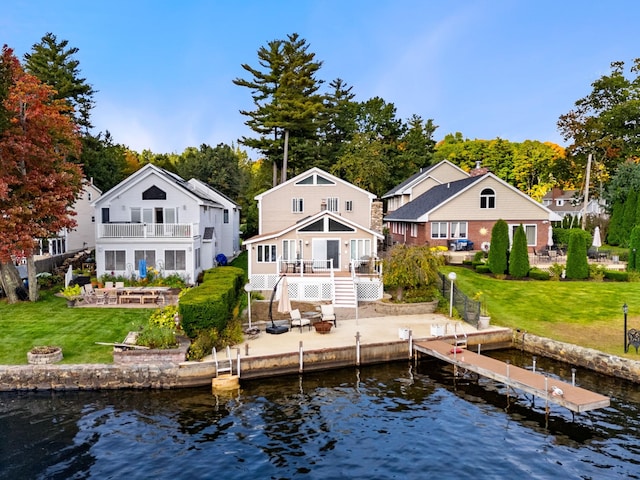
0;290;152;364
447;266;640;358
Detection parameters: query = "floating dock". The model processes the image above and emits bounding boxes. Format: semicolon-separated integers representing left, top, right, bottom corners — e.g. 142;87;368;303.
414;339;610;413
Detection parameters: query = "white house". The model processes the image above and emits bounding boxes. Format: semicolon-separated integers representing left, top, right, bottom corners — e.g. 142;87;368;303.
91;164;240;284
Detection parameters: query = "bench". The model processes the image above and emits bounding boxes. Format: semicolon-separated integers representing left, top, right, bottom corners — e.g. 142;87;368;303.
628;329;640;353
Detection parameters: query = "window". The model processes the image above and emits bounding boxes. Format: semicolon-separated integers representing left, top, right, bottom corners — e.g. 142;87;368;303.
223;209;229;223
257;244;277;263
282;239;297;261
105;250;126;270
431;222;447;239
345;200;353;212
556;199;564;206
292;198;304;213
410;224;418;237
327;197;339;212
450;222;468;238
164;250;186;270
480;188;495;209
350;239;371;260
134;250;156;267
509;224;537;246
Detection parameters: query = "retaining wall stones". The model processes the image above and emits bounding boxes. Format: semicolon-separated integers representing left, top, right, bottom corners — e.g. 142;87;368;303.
513;330;640;384
374;300;438;316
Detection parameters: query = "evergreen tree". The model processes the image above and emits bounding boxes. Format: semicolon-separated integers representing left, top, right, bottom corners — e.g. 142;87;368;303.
622;190;638;246
509;224;530;278
628;226;640;271
234;33;324;185
488;219;509;275
565;229;590;279
607;200;624;246
24;32;96;131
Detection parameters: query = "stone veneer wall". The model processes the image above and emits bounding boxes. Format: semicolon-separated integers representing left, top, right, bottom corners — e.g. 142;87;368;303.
513;330;640;383
370;200;383;233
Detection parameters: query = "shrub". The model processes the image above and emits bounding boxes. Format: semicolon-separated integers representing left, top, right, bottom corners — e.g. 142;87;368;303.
628;225;640;271
488;219;509;275
566;229;589;279
589;264;606;281
528;268;550;280
475;264;491;274
383;244;444;301
149;305;180;330
548;263;565;281
509;224;530;278
137;324;178;349
604;270;628;282
186;328;219;361
402;286;439;303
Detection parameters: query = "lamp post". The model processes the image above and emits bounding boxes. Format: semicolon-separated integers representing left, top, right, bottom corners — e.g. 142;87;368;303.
624;303;628;353
244;283;253;329
448;271;457;318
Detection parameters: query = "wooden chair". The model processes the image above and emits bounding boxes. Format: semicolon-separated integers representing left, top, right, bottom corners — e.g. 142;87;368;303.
115;281;125;289
104;281;114;289
95;289;107;305
321;304;337;327
106;289;118;305
82;284;96;303
289;309;311;332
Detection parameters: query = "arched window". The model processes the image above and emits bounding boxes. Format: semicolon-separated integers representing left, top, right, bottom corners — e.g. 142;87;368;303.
480;188;495;209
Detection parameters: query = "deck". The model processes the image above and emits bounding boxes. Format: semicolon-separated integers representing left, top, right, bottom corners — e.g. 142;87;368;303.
414;339;610;413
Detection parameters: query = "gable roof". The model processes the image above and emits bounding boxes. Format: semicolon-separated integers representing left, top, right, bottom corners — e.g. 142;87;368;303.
384;173;561;222
381;160;468;198
187;178;240;208
244;209;384;244
92;163;225;208
255;167;377;201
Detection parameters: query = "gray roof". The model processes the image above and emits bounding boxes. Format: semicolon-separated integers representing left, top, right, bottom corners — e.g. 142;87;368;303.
382;164;439;198
384;176;482;221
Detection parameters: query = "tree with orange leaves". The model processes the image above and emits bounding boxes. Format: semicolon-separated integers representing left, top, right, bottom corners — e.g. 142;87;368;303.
0;46;83;302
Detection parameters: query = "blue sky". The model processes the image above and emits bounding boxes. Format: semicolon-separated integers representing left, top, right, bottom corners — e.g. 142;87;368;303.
3;1;640;158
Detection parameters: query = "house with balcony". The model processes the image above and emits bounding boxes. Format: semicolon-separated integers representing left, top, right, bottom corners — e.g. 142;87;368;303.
541;188;607;226
91;163;240;284
244;167;384;307
384;170;561;252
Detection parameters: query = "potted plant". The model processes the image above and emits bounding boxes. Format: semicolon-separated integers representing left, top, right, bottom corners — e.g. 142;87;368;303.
61;284;83;307
474;291;490;329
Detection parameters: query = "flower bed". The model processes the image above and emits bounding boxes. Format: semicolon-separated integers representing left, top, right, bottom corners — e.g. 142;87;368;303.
27;346;63;365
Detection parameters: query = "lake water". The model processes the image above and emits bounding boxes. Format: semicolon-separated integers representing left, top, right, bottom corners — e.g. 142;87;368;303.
1;350;639;479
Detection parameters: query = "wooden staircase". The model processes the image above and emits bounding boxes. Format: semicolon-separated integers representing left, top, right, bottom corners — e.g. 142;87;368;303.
333;277;357;308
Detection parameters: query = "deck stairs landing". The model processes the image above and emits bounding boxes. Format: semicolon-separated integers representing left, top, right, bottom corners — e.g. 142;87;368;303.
333;277;357;308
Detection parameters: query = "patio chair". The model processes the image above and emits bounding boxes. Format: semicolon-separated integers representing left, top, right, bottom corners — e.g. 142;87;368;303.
82;284;97;303
115;281;125;289
289;309;311;332
321;304;337;327
106;289;118;305
104;281;114;289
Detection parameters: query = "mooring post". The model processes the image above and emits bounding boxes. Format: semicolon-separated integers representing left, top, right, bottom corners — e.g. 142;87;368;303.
355;332;361;366
532;355;537;373
408;329;413;359
245;343;249;356
572;368;576;386
299;341;304;373
236;348;241;378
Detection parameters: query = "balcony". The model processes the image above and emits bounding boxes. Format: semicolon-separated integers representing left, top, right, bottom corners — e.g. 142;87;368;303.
98;223;196;239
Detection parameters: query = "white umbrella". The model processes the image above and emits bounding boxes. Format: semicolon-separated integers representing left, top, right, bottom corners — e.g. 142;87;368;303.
547;225;554;248
277;276;292;314
453;222;460;239
592;226;602;250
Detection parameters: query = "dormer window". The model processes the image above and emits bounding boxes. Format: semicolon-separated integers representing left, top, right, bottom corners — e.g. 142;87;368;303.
480;188;495;209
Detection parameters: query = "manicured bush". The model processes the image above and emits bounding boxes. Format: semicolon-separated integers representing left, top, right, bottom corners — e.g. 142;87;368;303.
509;224;530;278
548;263;565;281
475;264;491;274
604;270;629;282
488;219;508;275
179;266;244;338
566;229;589;279
628;225;640;271
528;268;550;280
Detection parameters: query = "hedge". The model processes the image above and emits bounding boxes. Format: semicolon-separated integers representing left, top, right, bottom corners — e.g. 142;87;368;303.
528;268;550;281
179;266;245;338
604;270;629;282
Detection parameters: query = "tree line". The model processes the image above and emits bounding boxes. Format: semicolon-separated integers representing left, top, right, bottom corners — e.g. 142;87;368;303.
4;31;640;301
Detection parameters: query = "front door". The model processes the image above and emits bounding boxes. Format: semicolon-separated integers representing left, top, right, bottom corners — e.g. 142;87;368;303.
312;239;340;270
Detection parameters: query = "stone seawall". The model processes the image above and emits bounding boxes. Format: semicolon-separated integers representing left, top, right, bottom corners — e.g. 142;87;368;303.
513;330;640;384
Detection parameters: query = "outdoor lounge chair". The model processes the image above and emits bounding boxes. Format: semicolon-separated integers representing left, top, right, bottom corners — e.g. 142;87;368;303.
321;304;337;327
289;309;311;332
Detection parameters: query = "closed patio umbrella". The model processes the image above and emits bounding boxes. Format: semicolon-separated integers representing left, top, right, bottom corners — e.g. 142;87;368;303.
547;225;554;249
593;226;602;251
277;276;292;314
138;259;147;279
267;275;290;334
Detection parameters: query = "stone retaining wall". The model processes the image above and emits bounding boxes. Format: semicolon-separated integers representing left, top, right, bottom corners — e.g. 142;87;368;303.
513;330;640;384
374;300;438;316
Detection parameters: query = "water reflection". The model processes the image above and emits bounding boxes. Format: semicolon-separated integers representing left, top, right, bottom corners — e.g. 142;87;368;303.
0;352;638;479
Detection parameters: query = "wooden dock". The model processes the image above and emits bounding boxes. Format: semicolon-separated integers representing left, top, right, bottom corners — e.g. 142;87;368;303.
414;339;610;413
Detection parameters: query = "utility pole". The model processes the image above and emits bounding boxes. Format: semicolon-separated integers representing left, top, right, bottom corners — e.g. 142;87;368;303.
582;153;592;230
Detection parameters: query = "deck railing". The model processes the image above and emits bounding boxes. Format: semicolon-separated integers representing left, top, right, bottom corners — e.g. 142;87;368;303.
98;223;195;238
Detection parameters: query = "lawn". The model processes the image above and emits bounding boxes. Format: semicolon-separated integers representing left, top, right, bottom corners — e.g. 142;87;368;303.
0;290;152;364
2;262;639;364
449;266;640;358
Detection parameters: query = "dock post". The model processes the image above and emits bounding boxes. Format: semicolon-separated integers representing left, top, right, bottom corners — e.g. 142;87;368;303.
408;330;413;359
355;332;361;366
299;341;304;373
532;355;537;373
237;348;241;377
571;368;576;386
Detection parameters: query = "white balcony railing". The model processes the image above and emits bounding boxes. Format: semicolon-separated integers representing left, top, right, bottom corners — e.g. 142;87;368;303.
98;223;195;239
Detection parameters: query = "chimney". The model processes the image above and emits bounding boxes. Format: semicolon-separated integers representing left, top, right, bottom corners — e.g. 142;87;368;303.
370;200;383;233
470;161;489;177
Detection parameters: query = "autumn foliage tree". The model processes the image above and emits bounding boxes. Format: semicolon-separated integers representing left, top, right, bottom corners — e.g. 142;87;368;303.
0;46;82;302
